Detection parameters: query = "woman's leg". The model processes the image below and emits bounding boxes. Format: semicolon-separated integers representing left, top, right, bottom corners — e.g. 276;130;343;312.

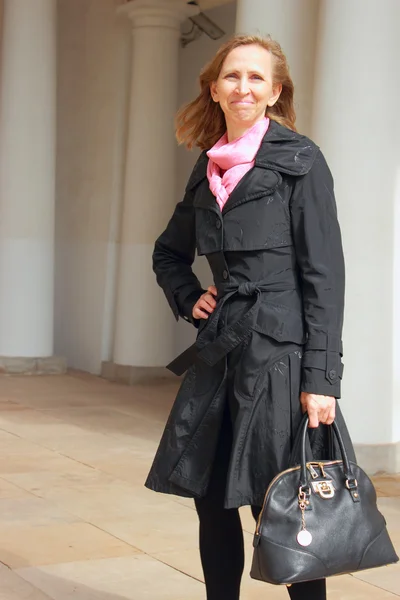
195;496;244;600
194;406;244;600
287;579;327;600
250;506;327;600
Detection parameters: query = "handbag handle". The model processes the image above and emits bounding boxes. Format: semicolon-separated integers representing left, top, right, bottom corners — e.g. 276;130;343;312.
298;414;355;487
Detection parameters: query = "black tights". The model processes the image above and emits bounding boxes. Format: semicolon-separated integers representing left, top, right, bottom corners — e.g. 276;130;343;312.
194;409;326;600
195;496;326;600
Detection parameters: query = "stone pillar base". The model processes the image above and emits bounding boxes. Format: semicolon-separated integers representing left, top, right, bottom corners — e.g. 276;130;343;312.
0;356;67;375
354;442;400;475
101;361;178;385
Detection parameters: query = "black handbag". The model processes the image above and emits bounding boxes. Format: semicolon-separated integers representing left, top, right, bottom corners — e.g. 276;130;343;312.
251;415;399;585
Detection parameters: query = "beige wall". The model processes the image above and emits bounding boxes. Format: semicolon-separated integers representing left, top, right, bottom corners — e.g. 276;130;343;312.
175;2;238;354
0;0;3;61
54;0;236;371
235;0;318;136
55;0;131;372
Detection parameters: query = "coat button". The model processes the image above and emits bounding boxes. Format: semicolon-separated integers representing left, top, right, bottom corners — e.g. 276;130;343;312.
222;270;228;280
216;220;221;229
328;369;337;380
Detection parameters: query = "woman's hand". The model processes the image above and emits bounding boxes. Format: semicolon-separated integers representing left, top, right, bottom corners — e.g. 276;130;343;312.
300;392;336;428
192;286;217;320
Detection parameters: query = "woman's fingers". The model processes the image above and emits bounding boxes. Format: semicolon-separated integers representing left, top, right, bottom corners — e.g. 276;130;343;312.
318;402;330;424
319;397;336;425
326;402;336;425
300;393;319;428
193;299;211;318
300;393;336;428
192;289;218;319
307;405;320;428
198;295;216;313
203;293;217;310
193;307;211;319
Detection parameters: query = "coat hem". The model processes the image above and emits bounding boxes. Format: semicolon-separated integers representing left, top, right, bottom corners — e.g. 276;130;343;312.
145;480;265;510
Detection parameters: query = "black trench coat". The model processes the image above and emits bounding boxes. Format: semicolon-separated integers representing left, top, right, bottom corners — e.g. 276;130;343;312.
145;121;355;509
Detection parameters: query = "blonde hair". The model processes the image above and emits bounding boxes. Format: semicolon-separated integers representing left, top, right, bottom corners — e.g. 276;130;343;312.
176;34;296;150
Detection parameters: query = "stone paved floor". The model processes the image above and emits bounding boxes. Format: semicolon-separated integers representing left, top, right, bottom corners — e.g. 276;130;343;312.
0;371;398;600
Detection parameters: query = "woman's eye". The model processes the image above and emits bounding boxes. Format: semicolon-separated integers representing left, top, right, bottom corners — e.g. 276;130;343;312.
251;75;263;80
225;73;238;79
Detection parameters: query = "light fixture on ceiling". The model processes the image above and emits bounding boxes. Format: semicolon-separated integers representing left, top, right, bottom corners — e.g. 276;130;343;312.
181;1;225;47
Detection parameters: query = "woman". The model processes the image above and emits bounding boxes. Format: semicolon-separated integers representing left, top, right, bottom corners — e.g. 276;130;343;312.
145;35;354;600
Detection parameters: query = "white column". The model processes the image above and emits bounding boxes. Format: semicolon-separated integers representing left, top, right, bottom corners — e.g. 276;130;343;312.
0;0;56;357
113;0;198;367
311;0;400;454
235;0;319;135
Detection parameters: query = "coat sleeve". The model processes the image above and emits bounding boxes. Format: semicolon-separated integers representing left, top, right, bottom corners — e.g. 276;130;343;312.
153;187;205;327
290;149;345;398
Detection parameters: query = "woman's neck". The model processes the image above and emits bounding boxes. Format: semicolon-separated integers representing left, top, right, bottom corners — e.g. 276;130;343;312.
226;116;266;143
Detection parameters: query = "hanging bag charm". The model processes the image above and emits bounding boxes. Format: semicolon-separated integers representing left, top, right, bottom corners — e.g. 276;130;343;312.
296;487;312;547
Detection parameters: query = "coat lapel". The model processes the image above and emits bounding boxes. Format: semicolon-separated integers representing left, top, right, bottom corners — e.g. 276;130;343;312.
222;166;282;215
255;120;319;176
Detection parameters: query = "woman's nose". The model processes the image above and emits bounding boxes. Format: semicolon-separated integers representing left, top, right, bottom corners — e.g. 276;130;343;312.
237;77;250;95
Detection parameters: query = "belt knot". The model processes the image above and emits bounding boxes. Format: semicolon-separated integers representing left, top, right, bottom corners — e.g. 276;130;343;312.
237;282;258;296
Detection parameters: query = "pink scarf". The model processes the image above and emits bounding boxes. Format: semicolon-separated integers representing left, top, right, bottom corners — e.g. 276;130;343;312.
206;117;270;211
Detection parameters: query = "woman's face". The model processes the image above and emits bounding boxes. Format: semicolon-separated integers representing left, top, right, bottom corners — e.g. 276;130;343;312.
210;44;282;130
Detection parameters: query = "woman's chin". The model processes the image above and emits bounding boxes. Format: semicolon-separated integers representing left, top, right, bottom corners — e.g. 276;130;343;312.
228;110;257;123
225;113;264;131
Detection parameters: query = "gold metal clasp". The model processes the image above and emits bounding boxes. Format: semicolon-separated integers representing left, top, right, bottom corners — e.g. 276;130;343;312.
345;478;358;490
311;480;335;499
318;462;327;478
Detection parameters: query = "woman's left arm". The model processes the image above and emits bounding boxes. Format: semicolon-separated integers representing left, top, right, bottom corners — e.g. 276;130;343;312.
290;149;345;402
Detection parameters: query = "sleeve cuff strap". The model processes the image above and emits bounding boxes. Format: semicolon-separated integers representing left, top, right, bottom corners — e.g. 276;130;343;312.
305;333;343;355
302;351;343;385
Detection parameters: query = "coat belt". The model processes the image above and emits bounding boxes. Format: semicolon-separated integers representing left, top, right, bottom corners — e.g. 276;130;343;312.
166;280;297;376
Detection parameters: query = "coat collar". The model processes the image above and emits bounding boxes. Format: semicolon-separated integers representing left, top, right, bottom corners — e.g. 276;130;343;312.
255;120;319;176
186;120;319;193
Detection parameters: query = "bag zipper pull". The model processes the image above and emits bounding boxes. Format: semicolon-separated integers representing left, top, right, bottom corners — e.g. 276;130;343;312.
307;463;319;479
319;462;327;478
